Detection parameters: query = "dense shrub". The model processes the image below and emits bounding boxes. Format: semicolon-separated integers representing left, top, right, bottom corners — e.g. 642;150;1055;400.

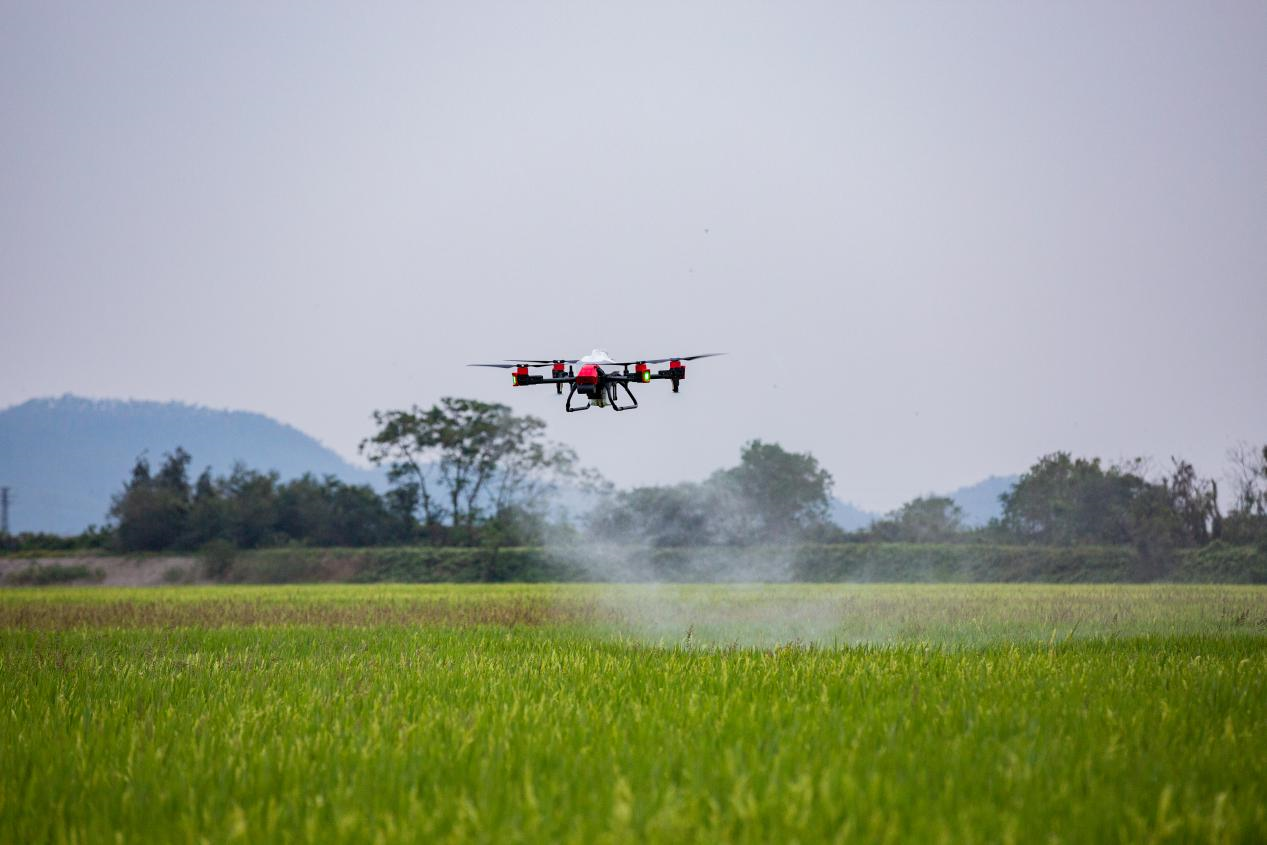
1173;542;1267;583
220;547;581;584
3;564;105;586
203;543;1267;584
198;539;238;580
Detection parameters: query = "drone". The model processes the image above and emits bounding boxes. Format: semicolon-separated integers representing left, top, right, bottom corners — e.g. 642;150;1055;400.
469;349;724;412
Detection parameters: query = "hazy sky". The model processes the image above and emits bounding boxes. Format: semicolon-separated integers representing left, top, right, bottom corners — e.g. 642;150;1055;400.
3;2;1264;511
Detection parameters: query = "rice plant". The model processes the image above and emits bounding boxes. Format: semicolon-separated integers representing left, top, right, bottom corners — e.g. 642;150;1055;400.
2;584;1264;842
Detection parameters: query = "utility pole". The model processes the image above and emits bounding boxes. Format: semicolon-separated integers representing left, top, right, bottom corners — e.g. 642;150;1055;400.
0;487;8;536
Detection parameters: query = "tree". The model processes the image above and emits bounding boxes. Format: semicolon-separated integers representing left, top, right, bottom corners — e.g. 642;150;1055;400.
109;449;193;551
587;440;835;546
361;398;580;543
1225;443;1267;544
183;466;226;548
587;482;720;547
999;453;1144;546
870;496;964;542
708;440;835;543
215;463;281;549
1162;458;1220;545
276;474;407;547
360;407;443;529
1228;443;1267;516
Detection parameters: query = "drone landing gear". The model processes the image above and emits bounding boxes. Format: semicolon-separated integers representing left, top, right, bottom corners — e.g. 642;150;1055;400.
565;384;591;413
608;382;639;411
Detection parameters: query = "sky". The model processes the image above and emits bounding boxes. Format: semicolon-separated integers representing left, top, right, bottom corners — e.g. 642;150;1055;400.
2;1;1265;512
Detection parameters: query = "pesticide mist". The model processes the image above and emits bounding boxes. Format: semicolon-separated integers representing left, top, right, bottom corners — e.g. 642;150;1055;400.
546;536;835;647
542;536;967;649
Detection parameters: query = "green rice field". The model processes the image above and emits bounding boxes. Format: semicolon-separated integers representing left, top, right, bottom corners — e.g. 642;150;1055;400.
2;584;1266;842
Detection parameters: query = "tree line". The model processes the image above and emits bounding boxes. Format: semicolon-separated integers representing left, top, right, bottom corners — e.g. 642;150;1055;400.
2;396;1264;564
586;445;1267;564
868;447;1267;546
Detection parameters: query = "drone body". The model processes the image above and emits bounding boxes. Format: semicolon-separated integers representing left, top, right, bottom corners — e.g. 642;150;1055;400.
469;349;724;412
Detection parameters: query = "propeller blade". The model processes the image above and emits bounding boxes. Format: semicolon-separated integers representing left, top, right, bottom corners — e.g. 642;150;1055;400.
502;359;579;365
473;354;723;368
470;361;576;369
608;353;727;366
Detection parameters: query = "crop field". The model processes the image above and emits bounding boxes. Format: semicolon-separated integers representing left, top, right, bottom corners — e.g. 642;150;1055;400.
2;584;1266;843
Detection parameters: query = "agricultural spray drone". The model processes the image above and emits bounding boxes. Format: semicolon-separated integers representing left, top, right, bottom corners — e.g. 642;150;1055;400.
468;349;725;412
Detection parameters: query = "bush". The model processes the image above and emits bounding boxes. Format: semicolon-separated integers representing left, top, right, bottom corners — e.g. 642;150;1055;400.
214;547;582;584
161;564;197;585
163;542;1267;585
3;564;105;586
789;544;1144;583
0;529;112;556
198;540;238;580
1173;542;1267;583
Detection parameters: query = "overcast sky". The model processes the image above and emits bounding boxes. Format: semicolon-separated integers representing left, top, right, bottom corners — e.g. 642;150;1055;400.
2;1;1264;511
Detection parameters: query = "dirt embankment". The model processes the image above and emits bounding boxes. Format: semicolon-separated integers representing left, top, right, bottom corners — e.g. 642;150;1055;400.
0;556;200;587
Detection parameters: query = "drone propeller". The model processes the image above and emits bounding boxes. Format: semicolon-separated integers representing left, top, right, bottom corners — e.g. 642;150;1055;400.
608;353;727;366
471;353;724;369
469;361;574;369
502;358;579;365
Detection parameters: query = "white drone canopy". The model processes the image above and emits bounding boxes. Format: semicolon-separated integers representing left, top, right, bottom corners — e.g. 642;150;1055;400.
579;349;615;364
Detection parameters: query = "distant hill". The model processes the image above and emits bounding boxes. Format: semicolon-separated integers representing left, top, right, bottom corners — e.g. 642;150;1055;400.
829;499;877;531
947;475;1019;526
0;394;1022;536
0;395;381;534
830;475;1019;532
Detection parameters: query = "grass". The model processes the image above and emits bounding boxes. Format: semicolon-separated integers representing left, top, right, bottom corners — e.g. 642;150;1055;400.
2;584;1265;842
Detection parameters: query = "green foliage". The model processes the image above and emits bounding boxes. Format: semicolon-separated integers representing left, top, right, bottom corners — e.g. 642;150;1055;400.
181;542;1267;584
711;439;835;541
107;453;413;553
161;564;196;585
1165;458;1221;544
1225;443;1267;544
2;585;1265;842
98;400;590;555
791;543;1151;582
1173;541;1267;583
109;449;193;551
275;474;410;547
219;547;578;584
3;563;104;585
588;440;836;546
587;482;717;546
868;496;964;542
0;527;111;555
198;538;238;580
1229;443;1267;515
1224;512;1267;546
1000;452;1144;545
52;422;1267;566
361;398;581;538
995;451;1247;567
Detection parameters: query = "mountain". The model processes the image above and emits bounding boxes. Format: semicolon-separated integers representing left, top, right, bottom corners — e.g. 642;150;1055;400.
0;394;1022;537
0;395;381;534
829;499;878;531
946;475;1019;526
830;475;1019;532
